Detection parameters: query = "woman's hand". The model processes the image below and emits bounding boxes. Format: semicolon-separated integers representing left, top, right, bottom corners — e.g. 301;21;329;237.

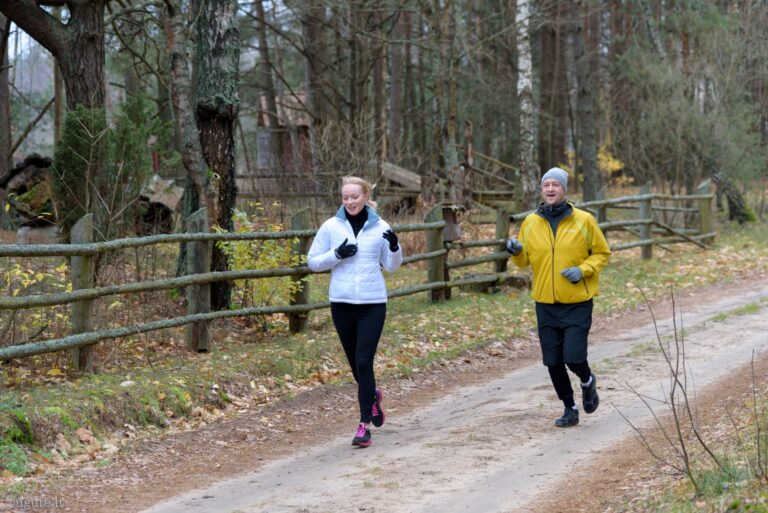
335;238;358;259
382;230;399;252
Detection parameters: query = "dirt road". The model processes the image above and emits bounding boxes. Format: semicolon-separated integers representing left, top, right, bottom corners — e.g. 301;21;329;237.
134;280;768;513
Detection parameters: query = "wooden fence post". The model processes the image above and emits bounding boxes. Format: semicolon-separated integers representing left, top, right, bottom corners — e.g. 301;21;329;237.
186;208;211;352
70;213;94;372
288;208;312;333
638;183;653;260
697;179;715;244
425;204;446;302
495;207;510;274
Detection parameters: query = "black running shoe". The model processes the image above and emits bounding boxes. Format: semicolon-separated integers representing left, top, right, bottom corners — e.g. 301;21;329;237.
581;375;599;414
371;388;385;427
352;423;372;447
554;407;579;428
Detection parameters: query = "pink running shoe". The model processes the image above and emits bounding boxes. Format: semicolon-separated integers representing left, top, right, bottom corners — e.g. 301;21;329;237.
352;423;371;447
371;388;385;427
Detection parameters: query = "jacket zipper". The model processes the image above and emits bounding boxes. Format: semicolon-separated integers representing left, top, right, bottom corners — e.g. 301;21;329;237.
549;226;557;302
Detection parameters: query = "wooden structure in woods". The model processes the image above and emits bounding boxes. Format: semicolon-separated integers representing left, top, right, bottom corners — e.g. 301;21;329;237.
239;93;314;199
0;154;55;229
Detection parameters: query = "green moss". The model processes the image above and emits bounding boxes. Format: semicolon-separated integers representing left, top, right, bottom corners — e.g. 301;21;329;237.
40;406;78;431
6;410;33;444
0;439;29;476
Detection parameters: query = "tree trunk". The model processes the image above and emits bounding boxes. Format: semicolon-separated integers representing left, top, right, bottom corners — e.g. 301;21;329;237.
416;13;429;179
0;0;109;241
435;1;469;207
0;14;10;181
572;0;598;201
516;0;539;207
388;8;404;162
501;0;519;183
164;0;213;283
537;2;568;173
196;0;240;310
0;14;9;230
372;9;386;180
300;2;329;206
255;0;284;174
402;9;414;166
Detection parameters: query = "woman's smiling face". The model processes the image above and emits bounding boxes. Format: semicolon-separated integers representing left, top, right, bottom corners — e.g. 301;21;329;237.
342;183;367;216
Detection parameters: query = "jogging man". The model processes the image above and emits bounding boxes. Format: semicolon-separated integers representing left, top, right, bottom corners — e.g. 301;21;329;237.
506;167;611;427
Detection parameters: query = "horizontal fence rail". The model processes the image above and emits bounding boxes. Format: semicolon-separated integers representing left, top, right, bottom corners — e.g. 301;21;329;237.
0;186;716;367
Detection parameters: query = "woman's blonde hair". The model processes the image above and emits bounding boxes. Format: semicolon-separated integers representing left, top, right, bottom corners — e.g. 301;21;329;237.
341;176;378;210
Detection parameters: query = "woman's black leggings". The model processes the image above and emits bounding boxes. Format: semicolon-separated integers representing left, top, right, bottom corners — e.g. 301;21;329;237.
330;302;387;423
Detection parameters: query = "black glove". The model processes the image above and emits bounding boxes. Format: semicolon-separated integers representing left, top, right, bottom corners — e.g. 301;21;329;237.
334;238;358;259
505;238;523;255
382;229;399;252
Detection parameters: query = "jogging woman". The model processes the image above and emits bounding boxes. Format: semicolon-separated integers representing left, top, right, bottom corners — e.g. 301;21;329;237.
307;176;403;447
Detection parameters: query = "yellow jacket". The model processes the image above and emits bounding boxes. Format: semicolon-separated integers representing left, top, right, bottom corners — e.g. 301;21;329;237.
511;204;610;304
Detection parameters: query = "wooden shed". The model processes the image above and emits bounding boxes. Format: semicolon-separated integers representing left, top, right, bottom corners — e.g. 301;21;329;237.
239;93;314;200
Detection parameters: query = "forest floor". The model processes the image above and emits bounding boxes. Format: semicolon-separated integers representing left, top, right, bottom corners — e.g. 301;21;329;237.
4;272;767;513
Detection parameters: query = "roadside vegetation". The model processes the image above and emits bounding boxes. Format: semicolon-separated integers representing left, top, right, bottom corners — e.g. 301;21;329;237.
1;219;767;509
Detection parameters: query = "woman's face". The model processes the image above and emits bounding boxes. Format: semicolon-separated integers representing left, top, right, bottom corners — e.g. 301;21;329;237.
342;183;368;216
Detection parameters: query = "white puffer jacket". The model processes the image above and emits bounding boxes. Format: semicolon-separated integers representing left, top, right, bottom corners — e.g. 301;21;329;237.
307;206;403;304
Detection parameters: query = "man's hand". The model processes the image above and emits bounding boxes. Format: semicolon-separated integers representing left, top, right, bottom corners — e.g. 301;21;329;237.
335;238;358;259
560;266;583;283
382;229;399;252
505;238;523;256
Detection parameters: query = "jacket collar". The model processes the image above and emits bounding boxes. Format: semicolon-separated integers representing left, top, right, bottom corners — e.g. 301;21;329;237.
335;205;380;225
535;200;574;220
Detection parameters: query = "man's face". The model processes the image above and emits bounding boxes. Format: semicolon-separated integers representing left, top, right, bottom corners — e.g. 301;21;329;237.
541;179;565;206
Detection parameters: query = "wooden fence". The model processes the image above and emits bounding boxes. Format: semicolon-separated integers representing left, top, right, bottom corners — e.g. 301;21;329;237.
0;187;715;369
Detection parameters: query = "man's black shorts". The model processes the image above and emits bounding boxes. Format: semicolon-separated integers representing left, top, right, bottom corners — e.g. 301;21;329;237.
535;300;593;366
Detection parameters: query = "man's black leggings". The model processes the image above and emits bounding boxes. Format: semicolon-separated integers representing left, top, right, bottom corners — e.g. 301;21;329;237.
536;300;593;408
548;362;592;408
330;302;386;423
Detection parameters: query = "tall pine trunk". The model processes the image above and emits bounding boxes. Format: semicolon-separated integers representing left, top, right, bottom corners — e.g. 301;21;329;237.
537;2;568;173
572;0;598;201
0;15;9;230
0;14;10;182
388;8;405;162
255;1;284;174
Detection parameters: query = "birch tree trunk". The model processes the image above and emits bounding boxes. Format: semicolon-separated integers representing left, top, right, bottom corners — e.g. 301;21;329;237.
196;0;240;310
164;0;214;284
516;0;539;206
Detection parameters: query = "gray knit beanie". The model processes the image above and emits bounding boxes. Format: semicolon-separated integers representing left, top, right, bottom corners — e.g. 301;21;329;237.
541;167;569;192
